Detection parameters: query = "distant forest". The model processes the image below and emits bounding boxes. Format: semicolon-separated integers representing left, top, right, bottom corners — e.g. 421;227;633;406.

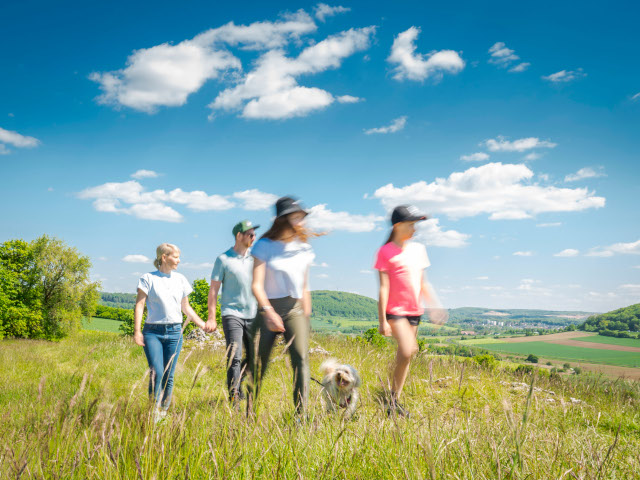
580;303;640;337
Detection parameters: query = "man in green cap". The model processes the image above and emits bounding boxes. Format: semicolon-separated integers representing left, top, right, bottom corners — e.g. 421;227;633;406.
206;220;260;404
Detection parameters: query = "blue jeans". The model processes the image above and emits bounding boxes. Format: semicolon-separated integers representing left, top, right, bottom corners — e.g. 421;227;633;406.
142;323;183;409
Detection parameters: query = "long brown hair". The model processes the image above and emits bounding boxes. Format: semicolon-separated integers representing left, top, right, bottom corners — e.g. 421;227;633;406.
383;226;397;246
261;215;324;243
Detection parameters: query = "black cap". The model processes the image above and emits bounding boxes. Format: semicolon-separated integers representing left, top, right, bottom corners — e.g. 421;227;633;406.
275;196;308;218
391;205;427;225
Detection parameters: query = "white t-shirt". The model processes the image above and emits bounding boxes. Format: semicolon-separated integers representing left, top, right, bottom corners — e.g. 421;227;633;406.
251;238;315;299
137;271;193;324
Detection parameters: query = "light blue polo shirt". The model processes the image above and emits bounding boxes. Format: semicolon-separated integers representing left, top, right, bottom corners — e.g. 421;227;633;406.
211;247;257;319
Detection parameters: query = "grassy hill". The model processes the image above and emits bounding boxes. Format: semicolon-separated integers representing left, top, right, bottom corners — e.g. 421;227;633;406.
1;330;638;478
580;303;640;335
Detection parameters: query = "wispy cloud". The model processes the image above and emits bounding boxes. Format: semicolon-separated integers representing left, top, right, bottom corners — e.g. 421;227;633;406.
388;27;465;82
536;222;562;228
0;127;41;154
631;92;640;102
314;3;350;22
554;248;579;257
586;239;640;257
488;42;529;72
483;136;557;152
364;116;407;135
564;167;606;182
542;68;586;83
415;218;470;248
460;152;489;162
513;251;534;257
131;169;159;179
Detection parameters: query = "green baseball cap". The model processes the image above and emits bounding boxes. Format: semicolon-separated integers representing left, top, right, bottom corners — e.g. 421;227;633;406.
232;220;260;236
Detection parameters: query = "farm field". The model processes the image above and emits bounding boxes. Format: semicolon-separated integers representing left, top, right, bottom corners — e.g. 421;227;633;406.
82;317;122;333
472;340;640;368
573;335;640;348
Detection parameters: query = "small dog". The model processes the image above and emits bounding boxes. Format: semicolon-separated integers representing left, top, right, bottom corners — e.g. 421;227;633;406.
320;358;361;418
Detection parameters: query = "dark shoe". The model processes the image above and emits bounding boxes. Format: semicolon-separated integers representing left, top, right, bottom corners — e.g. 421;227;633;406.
386;397;410;418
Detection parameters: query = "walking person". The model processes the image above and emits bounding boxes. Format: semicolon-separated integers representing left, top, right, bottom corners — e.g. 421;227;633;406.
205;220;260;405
247;197;317;416
374;206;448;417
133;243;206;423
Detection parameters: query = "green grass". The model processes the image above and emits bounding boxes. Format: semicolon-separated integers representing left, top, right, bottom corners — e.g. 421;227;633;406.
473;341;640;367
458;337;509;345
1;331;639;478
573;335;640;348
82;316;122;333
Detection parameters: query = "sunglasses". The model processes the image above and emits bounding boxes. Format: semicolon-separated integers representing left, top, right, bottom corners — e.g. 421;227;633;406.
244;232;256;237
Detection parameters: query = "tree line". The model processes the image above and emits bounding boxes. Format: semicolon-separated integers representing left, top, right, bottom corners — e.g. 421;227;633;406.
579;303;640;338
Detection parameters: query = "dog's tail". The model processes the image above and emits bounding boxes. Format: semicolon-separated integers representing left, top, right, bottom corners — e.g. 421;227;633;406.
320;357;339;375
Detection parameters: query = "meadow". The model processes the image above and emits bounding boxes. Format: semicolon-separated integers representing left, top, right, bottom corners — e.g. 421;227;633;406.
1;330;639;479
471;341;640;368
573;335;640;348
82;317;123;334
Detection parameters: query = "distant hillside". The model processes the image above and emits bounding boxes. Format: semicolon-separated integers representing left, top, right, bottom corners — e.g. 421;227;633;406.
99;292;136;310
580;303;640;333
311;290;377;320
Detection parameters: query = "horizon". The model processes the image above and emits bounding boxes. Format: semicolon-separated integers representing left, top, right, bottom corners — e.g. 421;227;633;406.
2;0;639;312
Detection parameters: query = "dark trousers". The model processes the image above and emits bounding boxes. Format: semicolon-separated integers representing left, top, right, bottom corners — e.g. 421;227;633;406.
142;323;183;409
248;297;310;414
221;315;254;400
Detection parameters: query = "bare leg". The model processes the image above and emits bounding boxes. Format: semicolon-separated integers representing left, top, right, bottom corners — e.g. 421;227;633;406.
389;319;419;398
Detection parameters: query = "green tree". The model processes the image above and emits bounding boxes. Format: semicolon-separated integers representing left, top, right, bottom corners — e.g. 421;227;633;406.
0;235;100;340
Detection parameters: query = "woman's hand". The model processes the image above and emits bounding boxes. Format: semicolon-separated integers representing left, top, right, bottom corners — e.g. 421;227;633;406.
264;309;285;333
204;319;217;333
379;320;392;337
134;330;145;346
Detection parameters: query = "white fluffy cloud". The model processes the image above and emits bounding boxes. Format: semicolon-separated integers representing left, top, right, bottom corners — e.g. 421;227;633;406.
122;254;151;263
209;26;375;119
388;27;465;82
372;162;605;221
586;239;640;257
79;181;278;222
364;116;407;135
336;95;362;103
306;204;383;232
488;42;529;72
542;68;586;83
554;249;579;257
415;218;470;248
232;189;278;210
483;136;557;152
131;169;159;179
513;251;534;257
460;152;489;162
0;127;41;154
536;222;562;227
564;167;606;182
314;3;350;22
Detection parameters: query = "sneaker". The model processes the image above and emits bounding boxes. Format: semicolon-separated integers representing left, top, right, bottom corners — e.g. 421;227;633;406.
386;397;410;418
153;407;168;424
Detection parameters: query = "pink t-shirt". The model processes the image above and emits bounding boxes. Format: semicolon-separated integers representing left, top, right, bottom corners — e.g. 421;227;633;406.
374;242;430;316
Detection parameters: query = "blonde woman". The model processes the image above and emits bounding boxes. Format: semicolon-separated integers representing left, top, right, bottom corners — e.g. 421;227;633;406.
133;243;206;421
375;206;448;418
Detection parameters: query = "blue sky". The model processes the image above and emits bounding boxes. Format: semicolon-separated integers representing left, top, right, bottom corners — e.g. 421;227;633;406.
2;0;639;312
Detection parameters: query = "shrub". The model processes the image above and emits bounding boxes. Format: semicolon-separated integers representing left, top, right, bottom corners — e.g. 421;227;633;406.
515;364;534;375
473;354;497;369
526;354;539;363
361;328;388;348
563;363;571;369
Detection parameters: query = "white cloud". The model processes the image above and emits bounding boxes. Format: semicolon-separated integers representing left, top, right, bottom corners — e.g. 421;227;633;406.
232;189;278;210
123;254;151;263
513;251;533;256
210;26;375;119
554;248;579;257
524;152;541;161
90;11;323;113
460;152;489;162
388;27;465;82
131;169;159;179
509;62;530;73
336;95;362;103
373;162;605;221
306;204;384;232
311;261;329;268
0;127;41;154
564;167;606;182
619;284;640;291
360;269;372;274
631;92;640;102
316;273;330;279
364;116;407;135
542;68;586;83
586;239;640;257
314;3;350;22
414;218;470;248
476;276;489;280
181;262;215;269
536;222;562;227
483;136;557;152
633;265;640;269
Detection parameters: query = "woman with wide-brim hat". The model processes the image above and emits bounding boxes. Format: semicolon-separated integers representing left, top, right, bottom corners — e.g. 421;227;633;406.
247;196;318;415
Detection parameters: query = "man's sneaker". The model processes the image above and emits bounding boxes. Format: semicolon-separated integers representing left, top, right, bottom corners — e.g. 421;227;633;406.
386;397;410;418
153;407;168;424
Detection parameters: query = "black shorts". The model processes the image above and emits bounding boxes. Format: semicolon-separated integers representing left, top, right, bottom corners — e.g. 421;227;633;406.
386;314;421;326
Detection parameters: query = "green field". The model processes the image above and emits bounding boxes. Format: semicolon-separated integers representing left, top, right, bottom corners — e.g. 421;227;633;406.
82;316;122;333
573;335;640;348
473;340;640;367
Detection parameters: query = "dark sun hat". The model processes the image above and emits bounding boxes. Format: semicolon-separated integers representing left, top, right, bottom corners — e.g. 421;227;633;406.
275;196;308;218
391;205;428;225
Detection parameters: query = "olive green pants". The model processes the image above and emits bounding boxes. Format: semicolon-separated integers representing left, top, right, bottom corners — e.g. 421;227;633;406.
247;297;310;414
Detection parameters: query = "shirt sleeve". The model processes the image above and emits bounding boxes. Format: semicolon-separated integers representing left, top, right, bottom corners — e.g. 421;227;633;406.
137;274;150;294
374;247;389;272
421;244;431;269
182;274;193;298
251;239;269;262
211;256;225;282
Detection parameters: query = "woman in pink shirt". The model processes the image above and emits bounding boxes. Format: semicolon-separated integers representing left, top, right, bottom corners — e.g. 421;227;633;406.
374;205;448;417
